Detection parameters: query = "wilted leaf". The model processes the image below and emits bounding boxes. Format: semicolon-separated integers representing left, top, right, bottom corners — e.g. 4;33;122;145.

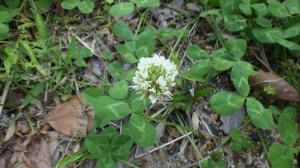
220;108;245;134
47;96;89;137
249;70;300;102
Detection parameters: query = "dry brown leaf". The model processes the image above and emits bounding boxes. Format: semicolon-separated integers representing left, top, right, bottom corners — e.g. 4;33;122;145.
47;96;90;137
249;70;300;102
4;119;15;142
27;137;51;168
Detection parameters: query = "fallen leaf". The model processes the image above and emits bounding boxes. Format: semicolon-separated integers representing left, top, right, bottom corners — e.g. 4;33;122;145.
26;136;51;168
220;108;245;134
156;123;166;139
192;112;200;130
4;119;15;142
47;96;89;137
249;70;300;102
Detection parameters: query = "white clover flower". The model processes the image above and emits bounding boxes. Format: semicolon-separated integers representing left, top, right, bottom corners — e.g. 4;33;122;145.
132;53;178;103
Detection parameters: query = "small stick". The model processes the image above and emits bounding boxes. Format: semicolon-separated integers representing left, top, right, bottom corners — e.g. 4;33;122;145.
0;80;11;116
67;29;99;57
135;131;193;158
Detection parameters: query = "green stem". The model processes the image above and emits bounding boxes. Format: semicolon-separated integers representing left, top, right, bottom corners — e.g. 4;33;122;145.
118;159;140;168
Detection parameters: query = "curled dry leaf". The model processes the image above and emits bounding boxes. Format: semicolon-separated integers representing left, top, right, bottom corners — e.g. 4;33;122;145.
27;136;51;168
4;119;15;142
249;70;300;102
47;96;93;137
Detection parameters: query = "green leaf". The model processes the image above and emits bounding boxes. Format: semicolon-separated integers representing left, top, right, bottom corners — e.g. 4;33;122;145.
251;3;269;16
157;28;177;41
126;68;136;81
210;48;227;58
101;51;114;61
284;0;300;15
252;27;283;43
283;22;300;38
230;61;255;96
109;80;128;100
34;13;49;41
210;92;245;116
125;114;157;147
246;98;275;129
53;151;85;168
97;154;115;168
20;83;45;109
220;0;240;14
225;39;247;61
81;87;102;105
181;59;211;82
36;0;53;11
78;48;92;58
78;0;94;14
86;96;131;121
4;46;19;74
200;9;221;17
116;43;138;64
278;107;298;147
61;0;77;10
4;0;21;8
211;57;234;71
135;32;155;58
111;135;133;159
268;144;293;168
20;41;45;75
109;2;135;17
186;44;209;61
130;91;150;113
277;39;300;51
255;16;272;28
0;10;15;23
130;0;160;7
239;3;252;15
111;21;134;40
0;23;9;34
224;14;247;32
108;61;125;79
65;37;77;64
268;0;290;18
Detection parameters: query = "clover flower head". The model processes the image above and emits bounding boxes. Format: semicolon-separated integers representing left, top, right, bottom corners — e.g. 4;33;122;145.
132;53;178;103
